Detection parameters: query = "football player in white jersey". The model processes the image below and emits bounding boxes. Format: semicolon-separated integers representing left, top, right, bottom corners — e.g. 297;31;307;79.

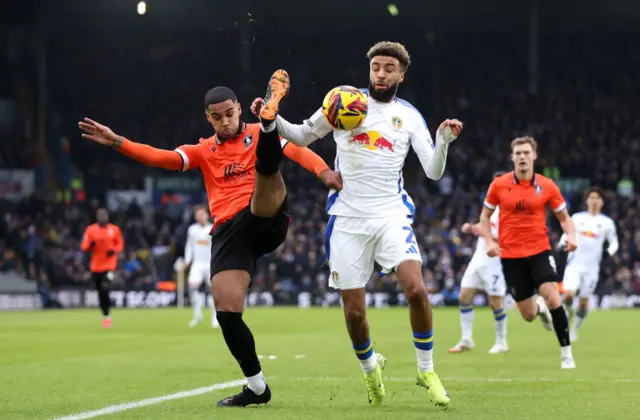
558;187;618;341
449;172;508;355
185;205;217;328
251;41;460;408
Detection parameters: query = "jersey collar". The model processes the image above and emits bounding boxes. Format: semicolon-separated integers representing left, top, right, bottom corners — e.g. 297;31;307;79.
215;122;246;145
512;171;537;186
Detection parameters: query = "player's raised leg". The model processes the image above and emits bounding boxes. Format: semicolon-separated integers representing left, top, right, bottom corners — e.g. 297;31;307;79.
250;69;290;218
448;285;476;353
327;217;386;405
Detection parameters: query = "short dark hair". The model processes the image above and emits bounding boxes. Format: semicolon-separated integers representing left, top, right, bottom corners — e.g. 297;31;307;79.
194;204;208;213
204;86;237;109
367;41;411;70
585;186;604;200
492;171;507;179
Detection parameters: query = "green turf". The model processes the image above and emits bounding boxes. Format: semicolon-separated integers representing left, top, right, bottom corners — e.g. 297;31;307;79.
1;307;639;419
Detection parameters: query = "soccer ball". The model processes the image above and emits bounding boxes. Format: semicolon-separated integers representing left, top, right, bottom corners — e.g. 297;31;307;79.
322;86;368;131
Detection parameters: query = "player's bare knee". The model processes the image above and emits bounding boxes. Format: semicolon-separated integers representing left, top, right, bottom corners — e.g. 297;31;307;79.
487;296;503;312
578;297;589;312
458;288;475;304
518;300;538;322
211;270;250;312
404;281;428;308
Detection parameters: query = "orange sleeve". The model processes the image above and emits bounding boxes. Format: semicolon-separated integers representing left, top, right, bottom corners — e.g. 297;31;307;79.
282;141;330;177
484;179;500;209
80;226;93;252
118;137;185;171
547;180;567;213
113;226;124;254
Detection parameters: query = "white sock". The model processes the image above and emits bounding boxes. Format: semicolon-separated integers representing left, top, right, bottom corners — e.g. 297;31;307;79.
359;353;377;373
493;308;508;344
561;345;573;359
354;339;377;373
459;304;474;341
246;371;266;395
190;288;203;320
414;331;434;373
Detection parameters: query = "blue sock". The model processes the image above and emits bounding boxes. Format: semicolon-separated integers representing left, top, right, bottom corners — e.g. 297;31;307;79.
414;330;434;372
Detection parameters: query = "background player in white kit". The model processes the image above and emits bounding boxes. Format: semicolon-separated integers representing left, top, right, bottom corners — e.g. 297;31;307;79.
449;172;508;355
185;205;217;328
558;187;618;342
251;41;461;408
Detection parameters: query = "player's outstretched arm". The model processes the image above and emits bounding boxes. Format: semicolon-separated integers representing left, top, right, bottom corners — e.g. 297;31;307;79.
411;119;463;180
251;98;331;147
80;227;94;252
78;118;184;171
282;142;343;190
555;209;577;252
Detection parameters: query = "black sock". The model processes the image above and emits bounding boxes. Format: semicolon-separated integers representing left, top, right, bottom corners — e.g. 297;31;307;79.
216;311;262;377
98;289;110;316
549;306;570;347
576;308;587;319
254;122;282;176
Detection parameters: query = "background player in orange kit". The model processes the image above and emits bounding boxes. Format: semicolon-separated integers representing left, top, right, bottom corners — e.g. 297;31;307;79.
80;208;123;328
480;136;578;369
78;70;342;407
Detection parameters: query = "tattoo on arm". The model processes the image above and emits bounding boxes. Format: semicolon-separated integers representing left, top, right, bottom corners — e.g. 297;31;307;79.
113;136;123;150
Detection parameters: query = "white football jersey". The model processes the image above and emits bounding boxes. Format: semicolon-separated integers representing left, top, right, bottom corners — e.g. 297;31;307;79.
304;91;435;219
470;207;500;265
185;222;213;266
562;211;618;267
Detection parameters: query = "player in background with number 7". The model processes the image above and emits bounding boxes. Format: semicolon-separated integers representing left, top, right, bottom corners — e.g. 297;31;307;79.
448;171;509;355
480;137;578;369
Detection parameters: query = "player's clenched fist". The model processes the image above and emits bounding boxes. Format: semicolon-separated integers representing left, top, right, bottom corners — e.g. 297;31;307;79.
564;235;577;252
78;118;121;147
319;169;344;191
486;241;501;258
438;119;463;144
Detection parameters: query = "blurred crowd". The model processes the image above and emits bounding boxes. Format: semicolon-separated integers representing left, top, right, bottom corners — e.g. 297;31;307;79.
1;29;640;300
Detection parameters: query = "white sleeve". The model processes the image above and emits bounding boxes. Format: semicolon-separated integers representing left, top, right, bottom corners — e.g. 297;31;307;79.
276;108;333;147
184;227;194;264
409;113;448;181
606;218;619;256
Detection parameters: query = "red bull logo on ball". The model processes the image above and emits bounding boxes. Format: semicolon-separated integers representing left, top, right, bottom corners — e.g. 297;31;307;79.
350;131;396;152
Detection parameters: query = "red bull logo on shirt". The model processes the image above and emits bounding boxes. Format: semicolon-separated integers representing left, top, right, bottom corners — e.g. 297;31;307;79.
350;131;396;152
581;230;598;238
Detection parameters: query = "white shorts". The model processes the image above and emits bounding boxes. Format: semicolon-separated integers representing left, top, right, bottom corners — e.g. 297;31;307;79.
461;258;507;296
188;263;211;288
326;216;422;290
563;263;599;298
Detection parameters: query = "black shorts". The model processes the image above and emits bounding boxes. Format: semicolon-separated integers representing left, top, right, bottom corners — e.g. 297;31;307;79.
92;271;111;291
501;250;559;302
210;197;290;279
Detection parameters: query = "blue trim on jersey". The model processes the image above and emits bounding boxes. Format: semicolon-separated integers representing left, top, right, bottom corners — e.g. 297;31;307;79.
402;194;415;219
326;191;339;212
397;169;414;220
325;215;337;261
360;88;368;95
397;97;428;129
